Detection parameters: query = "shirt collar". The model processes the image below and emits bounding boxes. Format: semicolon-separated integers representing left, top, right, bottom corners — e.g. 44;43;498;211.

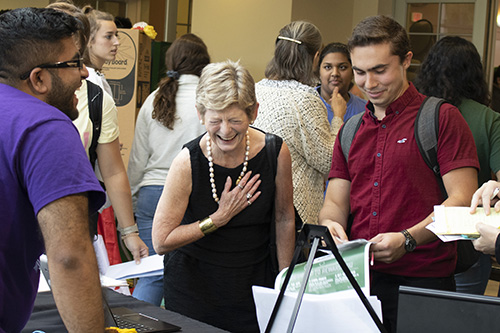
365;82;418;119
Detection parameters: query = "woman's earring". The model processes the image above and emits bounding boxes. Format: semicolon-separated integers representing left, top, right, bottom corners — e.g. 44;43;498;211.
200;120;204;125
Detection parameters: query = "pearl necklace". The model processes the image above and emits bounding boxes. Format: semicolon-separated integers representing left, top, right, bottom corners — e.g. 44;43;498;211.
207;131;250;203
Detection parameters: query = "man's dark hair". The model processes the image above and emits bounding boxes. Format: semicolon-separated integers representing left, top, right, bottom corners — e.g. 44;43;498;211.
414;36;490;107
0;7;79;86
348;15;411;64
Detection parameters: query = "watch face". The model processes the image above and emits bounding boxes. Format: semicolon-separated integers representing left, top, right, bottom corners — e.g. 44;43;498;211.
405;238;416;252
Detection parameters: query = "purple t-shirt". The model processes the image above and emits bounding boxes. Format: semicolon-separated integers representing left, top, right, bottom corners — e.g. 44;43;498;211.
0;83;105;332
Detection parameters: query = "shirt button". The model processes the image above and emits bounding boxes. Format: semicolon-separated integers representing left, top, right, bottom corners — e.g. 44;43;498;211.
377;153;381;157
373;211;377;216
374;182;379;187
395;111;400;115
382;124;387;129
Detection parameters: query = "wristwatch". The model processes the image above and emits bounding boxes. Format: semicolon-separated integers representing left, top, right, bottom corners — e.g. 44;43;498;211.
401;229;417;252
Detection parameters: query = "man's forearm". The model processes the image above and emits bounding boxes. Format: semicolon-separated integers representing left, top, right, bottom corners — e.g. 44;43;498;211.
38;194;105;332
49;243;105;332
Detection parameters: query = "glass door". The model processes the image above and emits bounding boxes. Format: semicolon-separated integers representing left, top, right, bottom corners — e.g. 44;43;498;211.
395;0;488;82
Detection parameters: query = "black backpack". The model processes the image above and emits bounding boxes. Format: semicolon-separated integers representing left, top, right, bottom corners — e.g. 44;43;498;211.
340;96;445;192
86;80;104;237
87;80;103;170
338;96;479;273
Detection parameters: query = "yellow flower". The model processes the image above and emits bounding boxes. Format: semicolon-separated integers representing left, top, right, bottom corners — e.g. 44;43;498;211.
144;25;157;39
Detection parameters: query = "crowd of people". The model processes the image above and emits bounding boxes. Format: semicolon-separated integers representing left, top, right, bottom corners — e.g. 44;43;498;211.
2;3;500;333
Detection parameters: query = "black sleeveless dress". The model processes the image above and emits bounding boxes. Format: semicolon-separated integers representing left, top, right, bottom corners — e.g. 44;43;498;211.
163;133;282;333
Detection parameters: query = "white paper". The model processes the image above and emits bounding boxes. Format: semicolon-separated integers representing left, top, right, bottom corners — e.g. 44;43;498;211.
93;234;110;275
38;272;51;292
252;286;382;332
425;220;465;242
100;275;129;288
104;254;164;280
427;205;500;241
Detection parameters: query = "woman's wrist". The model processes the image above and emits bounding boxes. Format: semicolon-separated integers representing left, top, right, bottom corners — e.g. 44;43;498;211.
118;223;139;240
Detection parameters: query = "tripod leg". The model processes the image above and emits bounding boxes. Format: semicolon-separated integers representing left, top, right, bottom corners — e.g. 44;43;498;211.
286;236;320;333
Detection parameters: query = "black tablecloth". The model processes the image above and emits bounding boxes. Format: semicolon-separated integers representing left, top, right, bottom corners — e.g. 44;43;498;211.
22;288;229;332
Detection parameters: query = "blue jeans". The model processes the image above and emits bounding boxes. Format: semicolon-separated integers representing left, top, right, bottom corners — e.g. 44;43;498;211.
132;185;164;306
454;253;491;295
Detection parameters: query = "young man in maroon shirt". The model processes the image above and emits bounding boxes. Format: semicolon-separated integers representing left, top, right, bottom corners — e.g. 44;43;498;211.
319;15;479;332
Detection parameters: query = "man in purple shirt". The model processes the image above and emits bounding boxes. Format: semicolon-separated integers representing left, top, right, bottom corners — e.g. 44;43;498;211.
319;16;479;332
0;8;106;332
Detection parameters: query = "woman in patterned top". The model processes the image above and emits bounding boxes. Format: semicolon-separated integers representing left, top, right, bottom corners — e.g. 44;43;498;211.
253;21;338;225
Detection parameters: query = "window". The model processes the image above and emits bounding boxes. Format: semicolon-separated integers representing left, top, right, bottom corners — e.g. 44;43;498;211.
395;0;486;82
176;0;192;38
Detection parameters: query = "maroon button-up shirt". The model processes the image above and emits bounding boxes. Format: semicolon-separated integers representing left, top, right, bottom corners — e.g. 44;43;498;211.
330;84;479;277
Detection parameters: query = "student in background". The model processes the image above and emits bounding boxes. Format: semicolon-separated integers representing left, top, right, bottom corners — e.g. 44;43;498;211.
254;21;335;225
128;33;210;305
316;42;366;124
491;67;500;113
415;36;500;295
83;5;119;96
316;42;367;192
49;1;148;265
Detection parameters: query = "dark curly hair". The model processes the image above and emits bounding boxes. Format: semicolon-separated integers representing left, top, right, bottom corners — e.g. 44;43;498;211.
152;33;210;129
414;36;490;106
0;7;79;86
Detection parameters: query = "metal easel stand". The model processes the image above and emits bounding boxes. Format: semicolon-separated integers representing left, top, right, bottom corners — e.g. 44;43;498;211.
264;224;387;333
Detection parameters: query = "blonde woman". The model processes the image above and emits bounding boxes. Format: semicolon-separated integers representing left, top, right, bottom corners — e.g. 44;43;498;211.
153;61;295;332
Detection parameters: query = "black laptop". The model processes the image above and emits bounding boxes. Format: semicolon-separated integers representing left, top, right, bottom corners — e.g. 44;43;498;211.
397;285;500;333
40;256;181;332
103;299;180;332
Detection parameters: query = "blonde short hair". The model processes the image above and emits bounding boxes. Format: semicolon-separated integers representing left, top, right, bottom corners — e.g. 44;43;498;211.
196;60;256;118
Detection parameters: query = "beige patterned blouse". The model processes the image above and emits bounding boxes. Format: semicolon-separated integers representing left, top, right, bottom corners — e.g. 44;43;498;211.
254;79;342;225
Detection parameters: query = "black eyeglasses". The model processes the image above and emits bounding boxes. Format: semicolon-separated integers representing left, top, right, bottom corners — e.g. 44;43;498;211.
20;57;84;80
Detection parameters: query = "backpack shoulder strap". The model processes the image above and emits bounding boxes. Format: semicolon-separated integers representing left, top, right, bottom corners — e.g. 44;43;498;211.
414;96;444;176
87;80;103;170
339;111;365;162
414;96;447;198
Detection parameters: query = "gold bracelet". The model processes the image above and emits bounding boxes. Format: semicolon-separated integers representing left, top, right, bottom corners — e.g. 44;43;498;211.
199;217;218;235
